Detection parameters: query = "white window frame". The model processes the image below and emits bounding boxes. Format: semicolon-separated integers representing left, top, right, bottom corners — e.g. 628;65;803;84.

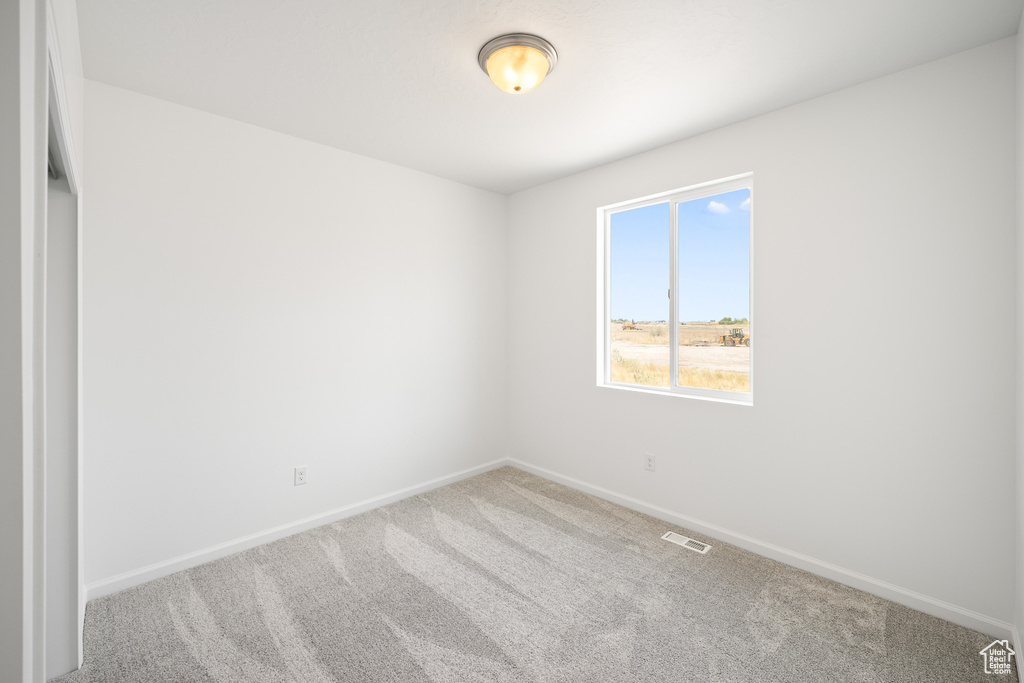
596;172;753;405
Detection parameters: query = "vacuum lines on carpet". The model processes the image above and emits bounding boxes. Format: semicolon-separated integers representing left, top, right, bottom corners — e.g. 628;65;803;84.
54;467;1009;682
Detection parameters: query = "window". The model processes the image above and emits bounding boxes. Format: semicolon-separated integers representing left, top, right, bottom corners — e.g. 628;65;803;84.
597;173;752;404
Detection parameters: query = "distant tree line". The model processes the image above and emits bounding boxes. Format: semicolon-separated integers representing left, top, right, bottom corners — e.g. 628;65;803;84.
718;317;749;325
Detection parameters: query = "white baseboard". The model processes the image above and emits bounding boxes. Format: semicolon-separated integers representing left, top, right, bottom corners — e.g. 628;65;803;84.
86;454;1016;647
508;458;1015;642
85;458;509;601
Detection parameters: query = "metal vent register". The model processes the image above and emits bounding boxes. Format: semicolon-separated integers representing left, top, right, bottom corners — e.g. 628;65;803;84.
661;531;711;554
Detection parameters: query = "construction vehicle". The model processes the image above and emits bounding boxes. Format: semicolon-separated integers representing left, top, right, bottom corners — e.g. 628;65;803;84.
622;320;640;331
720;328;750;347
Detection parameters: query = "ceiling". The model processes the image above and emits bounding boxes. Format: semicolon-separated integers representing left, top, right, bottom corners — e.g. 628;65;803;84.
78;0;1023;195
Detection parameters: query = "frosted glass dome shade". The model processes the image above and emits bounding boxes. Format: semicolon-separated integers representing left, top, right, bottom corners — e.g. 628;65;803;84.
478;34;557;95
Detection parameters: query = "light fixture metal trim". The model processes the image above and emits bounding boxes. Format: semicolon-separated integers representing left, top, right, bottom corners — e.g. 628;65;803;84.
477;33;557;75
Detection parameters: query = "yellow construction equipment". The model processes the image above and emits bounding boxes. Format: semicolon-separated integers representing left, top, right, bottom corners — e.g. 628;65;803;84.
720;328;750;347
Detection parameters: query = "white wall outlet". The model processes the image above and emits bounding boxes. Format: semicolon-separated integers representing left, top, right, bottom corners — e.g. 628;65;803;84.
644;453;656;472
294;466;308;486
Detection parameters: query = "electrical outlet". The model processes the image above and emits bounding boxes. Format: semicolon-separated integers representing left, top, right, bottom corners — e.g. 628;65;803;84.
294;466;308;486
644;453;656;472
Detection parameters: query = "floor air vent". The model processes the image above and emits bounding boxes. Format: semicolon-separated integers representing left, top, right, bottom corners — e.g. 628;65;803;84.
662;531;711;554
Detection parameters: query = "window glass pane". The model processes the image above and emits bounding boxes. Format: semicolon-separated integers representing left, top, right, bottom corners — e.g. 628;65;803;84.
677;189;750;393
609;202;670;387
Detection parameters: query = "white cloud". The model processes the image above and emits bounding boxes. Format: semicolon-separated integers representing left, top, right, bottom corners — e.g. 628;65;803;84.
740;197;750;211
707;200;729;214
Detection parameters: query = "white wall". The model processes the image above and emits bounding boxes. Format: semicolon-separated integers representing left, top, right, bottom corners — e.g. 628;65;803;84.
83;82;508;588
508;39;1016;630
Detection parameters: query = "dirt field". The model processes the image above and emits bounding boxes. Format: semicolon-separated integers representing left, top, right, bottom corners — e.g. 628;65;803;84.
612;322;747;345
612;341;749;372
610;323;750;391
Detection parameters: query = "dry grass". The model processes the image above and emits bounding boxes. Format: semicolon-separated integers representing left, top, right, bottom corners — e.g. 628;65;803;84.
611;323;748;346
677;366;750;393
611;350;750;392
610;350;670;387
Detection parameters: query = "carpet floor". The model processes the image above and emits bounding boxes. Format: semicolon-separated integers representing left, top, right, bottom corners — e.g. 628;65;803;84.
55;466;1010;682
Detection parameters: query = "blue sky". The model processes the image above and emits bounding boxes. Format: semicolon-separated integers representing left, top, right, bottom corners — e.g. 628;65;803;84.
610;189;750;322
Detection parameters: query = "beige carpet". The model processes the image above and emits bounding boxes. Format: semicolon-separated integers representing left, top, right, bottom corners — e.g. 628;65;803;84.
55;466;1011;682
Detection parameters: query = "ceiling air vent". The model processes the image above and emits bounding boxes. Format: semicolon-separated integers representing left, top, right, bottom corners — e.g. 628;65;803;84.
662;531;711;554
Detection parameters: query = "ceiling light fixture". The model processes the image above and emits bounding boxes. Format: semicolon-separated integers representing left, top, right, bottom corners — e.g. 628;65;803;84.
478;33;557;95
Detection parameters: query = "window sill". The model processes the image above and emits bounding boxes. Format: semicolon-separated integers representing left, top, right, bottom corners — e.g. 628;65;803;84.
598;381;753;406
